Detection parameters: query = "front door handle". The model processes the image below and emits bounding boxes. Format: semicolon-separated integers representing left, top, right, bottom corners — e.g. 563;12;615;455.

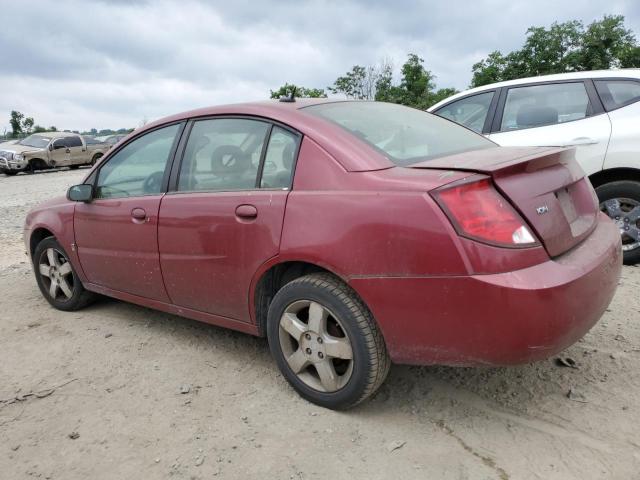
131;207;147;222
65;148;71;153
235;204;258;219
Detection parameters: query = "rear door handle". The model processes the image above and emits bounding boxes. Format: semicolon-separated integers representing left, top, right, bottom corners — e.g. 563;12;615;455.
235;204;258;219
564;137;598;146
131;207;147;222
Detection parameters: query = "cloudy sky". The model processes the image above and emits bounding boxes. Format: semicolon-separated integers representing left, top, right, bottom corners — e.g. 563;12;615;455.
1;0;639;132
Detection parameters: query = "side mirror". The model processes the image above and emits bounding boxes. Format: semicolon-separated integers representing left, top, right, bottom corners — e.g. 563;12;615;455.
67;184;93;202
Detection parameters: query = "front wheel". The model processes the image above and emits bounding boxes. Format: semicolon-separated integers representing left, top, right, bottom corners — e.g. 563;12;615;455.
33;237;96;311
596;180;640;265
267;273;390;410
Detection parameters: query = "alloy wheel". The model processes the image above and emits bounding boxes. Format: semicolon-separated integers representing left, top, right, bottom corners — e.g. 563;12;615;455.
600;197;640;252
38;247;75;301
278;300;354;393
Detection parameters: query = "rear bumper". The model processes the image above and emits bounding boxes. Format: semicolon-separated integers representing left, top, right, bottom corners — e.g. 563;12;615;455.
350;213;622;366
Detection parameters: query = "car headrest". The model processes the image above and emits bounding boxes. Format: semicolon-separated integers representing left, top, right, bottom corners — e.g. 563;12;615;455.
210;145;248;174
516;105;558;128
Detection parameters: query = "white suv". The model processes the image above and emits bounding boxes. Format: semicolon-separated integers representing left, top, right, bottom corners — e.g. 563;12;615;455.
429;69;640;264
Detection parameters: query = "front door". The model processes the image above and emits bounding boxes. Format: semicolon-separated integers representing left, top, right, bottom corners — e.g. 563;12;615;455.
74;123;183;301
158;118;300;321
50;138;70;166
489;81;611;176
66;135;86;165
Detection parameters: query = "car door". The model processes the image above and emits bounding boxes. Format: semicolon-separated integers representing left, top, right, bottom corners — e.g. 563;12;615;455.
488;81;611;176
50;138;71;166
74;122;184;301
66;135;86;165
158;118;300;322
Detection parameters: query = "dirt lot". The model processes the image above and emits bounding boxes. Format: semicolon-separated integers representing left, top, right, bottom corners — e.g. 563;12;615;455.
1;168;639;480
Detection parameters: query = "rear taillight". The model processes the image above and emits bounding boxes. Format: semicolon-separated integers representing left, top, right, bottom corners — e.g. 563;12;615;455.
432;177;538;248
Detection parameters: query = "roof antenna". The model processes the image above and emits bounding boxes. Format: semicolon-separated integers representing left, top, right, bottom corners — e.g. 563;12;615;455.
279;86;297;103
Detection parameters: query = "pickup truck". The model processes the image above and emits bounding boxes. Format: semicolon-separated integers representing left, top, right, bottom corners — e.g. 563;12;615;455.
0;132;108;175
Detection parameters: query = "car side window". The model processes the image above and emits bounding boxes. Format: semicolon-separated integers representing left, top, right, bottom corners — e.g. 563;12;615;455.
260;127;299;188
66;136;83;148
96;123;180;199
434;91;494;133
500;82;591;131
177;119;270;192
595;80;640;111
51;138;67;150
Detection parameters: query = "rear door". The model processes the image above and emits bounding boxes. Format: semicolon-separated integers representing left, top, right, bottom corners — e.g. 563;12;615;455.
74;123;184;301
488;81;611;176
158;118;300;322
432;90;497;134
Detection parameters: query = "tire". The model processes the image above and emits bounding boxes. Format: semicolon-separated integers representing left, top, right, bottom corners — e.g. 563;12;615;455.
596;180;640;265
69;165;80;170
267;273;390;410
33;237;96;311
3;170;17;176
90;154;101;166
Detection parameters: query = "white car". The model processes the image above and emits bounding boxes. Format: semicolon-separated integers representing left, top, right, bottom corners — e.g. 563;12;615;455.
429;69;640;264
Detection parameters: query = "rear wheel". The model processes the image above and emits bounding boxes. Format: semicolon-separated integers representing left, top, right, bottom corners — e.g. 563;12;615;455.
3;170;18;176
267;273;390;409
90;154;101;166
33;237;95;311
596;180;640;265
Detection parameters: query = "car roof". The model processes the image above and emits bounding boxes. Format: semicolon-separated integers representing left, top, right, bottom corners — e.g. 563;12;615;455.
30;131;76;138
428;68;640;111
135;99;395;172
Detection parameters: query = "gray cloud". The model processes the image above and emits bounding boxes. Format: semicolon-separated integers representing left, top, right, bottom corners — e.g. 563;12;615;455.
1;0;638;131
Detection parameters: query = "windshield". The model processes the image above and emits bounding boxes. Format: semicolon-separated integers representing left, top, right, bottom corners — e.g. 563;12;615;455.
19;135;51;148
304;102;494;166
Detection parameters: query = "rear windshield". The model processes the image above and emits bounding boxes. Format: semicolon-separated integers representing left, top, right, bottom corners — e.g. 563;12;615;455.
304;102;494;166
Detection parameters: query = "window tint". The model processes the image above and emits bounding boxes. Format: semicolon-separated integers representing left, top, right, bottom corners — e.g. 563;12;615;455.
178;119;270;192
96;123;180;199
595;80;640;111
500;82;591;131
435;91;494;133
66;136;83;147
305;102;493;166
260;127;299;188
52;138;67;149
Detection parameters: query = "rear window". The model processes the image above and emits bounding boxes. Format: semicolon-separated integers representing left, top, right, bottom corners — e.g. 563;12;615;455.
595;79;640;111
304;102;494;166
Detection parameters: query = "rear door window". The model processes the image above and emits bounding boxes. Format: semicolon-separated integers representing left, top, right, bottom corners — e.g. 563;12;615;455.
177;119;270;192
260;127;299;189
500;82;592;131
434;91;495;133
594;79;640;111
66;136;83;147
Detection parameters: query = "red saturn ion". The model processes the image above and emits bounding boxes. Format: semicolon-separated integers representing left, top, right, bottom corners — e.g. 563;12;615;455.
24;100;622;409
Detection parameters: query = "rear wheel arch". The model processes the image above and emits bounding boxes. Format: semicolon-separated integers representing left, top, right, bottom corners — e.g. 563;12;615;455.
589;167;640;189
253;260;354;337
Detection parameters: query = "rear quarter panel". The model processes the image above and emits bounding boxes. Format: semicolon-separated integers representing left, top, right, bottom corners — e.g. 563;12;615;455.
604;101;640;170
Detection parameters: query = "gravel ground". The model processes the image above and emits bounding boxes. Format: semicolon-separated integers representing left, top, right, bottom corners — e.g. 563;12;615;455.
1;168;639;480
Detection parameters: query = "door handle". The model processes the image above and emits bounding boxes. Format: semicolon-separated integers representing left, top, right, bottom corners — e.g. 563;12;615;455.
65;148;71;153
564;137;598;146
131;207;147;222
235;204;258;219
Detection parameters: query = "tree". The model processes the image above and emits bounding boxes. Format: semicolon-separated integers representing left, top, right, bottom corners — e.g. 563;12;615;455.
471;15;640;87
270;83;326;99
22;117;34;134
49;126;57;132
32;125;47;133
10;111;24;137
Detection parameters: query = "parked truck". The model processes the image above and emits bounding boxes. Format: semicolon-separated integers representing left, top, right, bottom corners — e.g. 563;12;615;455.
0;132;108;175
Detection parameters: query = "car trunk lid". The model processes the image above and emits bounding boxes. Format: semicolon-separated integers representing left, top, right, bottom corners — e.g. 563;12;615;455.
411;146;599;257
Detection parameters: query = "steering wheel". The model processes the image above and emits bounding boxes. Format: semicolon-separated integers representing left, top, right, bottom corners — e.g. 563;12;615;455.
143;171;164;194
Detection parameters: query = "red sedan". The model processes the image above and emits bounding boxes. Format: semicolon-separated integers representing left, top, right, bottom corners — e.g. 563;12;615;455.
24;100;622;409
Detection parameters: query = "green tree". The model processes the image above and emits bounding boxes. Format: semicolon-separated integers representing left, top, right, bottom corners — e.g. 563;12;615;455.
32;125;47;133
471;15;640;87
22;117;34;134
270;83;326;99
10;111;24;137
49;126;57;132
